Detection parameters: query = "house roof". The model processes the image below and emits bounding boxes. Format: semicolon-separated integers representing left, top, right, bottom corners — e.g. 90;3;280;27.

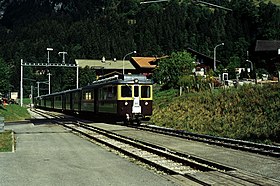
187;48;213;60
75;59;136;70
131;57;157;68
255;40;280;52
187;47;221;66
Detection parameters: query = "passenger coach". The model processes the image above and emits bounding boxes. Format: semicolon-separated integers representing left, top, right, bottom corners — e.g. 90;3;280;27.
35;74;153;123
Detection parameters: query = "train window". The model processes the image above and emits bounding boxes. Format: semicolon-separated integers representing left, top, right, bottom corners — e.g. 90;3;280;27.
134;86;139;97
121;85;132;97
83;91;93;100
99;86;117;100
141;86;151;98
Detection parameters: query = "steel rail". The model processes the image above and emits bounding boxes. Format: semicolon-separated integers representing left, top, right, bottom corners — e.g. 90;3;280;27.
136;124;280;158
28;110;280;185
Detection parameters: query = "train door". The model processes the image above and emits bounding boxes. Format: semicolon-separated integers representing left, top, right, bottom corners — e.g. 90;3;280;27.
132;85;141;114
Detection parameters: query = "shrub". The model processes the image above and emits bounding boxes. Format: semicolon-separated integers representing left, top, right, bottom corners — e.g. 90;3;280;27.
151;83;280;144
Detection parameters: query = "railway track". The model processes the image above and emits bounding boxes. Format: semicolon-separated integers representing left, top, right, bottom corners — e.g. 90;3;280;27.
135;123;280;158
29;109;280;185
31;109;280;158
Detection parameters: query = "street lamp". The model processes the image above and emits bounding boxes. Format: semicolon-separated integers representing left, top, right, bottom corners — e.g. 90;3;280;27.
47;48;53;63
123;51;136;74
246;59;253;72
213;43;224;72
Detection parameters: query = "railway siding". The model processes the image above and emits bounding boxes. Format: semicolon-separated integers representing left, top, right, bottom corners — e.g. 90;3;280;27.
86;122;280;182
60;121;272;185
29;109;280;185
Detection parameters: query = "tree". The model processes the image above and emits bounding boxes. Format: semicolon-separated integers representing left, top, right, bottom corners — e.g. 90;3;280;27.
257;1;280;39
0;58;11;95
227;55;241;79
153;51;195;89
79;66;97;87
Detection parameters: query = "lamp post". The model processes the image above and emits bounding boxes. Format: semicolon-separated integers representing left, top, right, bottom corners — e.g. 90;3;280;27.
213;43;224;72
246;59;257;84
122;51;136;74
47;48;53;63
246;59;253;72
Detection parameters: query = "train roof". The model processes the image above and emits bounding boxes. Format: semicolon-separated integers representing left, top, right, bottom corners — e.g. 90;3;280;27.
83;74;152;89
36;74;152;98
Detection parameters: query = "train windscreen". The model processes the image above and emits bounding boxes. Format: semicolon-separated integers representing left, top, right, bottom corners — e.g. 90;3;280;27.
121;86;132;97
141;86;151;98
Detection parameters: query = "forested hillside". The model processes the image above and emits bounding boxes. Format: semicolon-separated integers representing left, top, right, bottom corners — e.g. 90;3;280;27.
0;0;279;96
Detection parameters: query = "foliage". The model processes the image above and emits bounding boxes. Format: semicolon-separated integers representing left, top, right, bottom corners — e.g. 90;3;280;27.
153;86;178;109
0;104;30;121
0;130;13;152
0;0;279;96
151;84;280;144
227;55;241;79
256;68;269;78
153;51;195;89
79;66;97;87
0;58;11;95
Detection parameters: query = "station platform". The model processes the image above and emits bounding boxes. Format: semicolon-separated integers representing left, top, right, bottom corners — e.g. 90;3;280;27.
0;123;183;186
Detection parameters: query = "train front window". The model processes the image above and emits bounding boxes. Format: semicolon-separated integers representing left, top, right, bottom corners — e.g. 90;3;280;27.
134;86;139;97
121;85;132;97
141;86;151;98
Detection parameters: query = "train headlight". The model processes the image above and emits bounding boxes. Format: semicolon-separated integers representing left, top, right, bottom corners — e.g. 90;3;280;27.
125;101;128;106
134;79;139;83
145;101;148;105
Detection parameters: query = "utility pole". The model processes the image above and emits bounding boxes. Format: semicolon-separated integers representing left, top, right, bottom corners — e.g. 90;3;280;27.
58;52;68;64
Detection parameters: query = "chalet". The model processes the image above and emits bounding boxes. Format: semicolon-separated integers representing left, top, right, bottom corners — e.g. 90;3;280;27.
254;40;280;73
186;48;218;74
75;56;163;77
75;58;137;76
75;49;216;77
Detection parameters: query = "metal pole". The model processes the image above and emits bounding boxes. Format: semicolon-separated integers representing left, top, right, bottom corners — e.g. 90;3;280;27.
58;52;67;64
48;73;51;94
247;60;253;71
37;82;40;97
122;51;136;74
213;43;224;72
20;59;23;107
47;48;53;63
76;64;79;89
30;85;33;105
214;48;216;72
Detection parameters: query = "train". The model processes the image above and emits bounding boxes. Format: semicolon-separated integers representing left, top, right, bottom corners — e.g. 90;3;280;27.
34;74;153;124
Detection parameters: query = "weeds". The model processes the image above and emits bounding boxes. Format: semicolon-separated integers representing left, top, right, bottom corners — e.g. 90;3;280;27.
151;84;280;144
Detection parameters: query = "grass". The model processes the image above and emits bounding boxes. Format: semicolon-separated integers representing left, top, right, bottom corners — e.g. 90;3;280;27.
0;103;30;122
151;84;280;144
0;130;13;152
0;101;30;152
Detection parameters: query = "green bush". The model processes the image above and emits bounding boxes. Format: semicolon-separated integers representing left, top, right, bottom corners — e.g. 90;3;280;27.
151;84;280;144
